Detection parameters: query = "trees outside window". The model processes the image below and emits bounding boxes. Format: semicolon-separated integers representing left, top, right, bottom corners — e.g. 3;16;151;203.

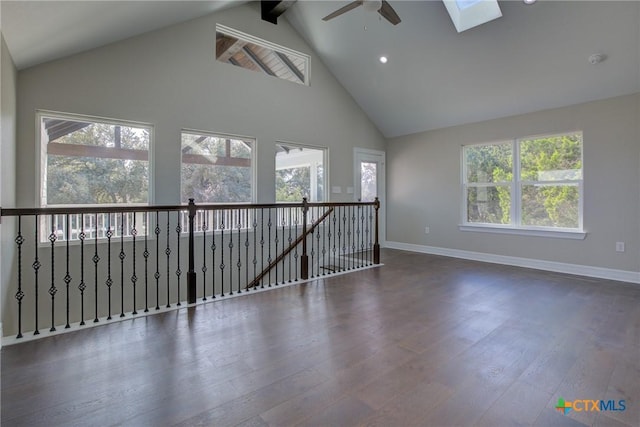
463;132;583;230
181;131;254;204
275;144;326;202
39;113;151;207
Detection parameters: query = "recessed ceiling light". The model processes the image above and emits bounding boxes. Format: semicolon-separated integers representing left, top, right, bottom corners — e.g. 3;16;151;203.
379;56;388;64
523;0;537;4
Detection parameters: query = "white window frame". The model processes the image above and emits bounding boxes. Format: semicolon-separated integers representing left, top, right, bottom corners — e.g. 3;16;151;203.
275;141;328;203
460;131;586;240
36;110;154;208
180;129;257;204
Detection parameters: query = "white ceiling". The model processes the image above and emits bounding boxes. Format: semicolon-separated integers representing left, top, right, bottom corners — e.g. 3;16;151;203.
2;1;640;138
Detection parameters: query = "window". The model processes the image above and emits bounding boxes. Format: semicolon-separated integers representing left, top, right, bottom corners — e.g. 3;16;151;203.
275;143;326;202
462;132;583;233
38;112;151;207
216;24;310;86
181;131;255;203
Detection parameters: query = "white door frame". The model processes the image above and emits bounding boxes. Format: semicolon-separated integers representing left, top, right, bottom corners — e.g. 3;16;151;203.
354;148;385;246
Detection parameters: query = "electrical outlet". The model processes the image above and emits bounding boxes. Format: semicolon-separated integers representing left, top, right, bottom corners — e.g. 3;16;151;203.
616;242;625;252
424;226;430;234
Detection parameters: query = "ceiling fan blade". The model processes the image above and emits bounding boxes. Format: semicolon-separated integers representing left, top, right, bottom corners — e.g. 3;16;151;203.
378;0;401;25
322;0;363;21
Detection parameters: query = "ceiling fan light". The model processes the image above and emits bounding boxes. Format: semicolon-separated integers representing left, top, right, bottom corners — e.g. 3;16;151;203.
363;0;383;12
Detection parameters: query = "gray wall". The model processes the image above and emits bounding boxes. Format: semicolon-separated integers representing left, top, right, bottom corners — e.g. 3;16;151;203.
15;3;385;207
1;33;18;336
387;93;640;273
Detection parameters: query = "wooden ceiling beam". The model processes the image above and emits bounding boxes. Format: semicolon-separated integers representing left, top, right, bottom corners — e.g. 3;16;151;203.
242;45;276;76
261;1;297;25
275;51;304;83
216;34;245;62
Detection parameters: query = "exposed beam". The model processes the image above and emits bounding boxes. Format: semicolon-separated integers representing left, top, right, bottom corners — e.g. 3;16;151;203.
47;142;148;161
216;34;245;62
261;1;297;25
275;51;304;83
44;119;91;142
242;45;276;76
48;142;250;168
182;153;251;167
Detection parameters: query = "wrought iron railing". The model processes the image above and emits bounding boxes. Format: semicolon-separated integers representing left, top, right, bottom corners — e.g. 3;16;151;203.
0;199;380;339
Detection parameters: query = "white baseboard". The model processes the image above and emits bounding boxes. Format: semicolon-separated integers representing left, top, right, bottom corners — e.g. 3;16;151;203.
385;241;640;284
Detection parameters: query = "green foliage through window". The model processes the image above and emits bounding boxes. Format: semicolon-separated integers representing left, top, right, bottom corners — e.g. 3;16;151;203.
463;133;582;229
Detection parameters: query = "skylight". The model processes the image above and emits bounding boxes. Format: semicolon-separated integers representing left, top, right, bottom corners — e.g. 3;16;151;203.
443;0;502;33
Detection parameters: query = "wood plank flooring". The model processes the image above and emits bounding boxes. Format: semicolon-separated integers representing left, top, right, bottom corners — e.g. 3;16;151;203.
2;249;639;426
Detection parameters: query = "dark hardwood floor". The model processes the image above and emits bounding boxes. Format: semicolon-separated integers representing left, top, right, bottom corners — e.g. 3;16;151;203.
2;249;639;426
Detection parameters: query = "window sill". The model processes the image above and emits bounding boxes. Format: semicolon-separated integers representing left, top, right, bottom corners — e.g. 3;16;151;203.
458;224;587;240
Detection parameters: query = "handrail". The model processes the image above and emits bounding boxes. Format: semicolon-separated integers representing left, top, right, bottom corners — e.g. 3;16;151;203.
245;207;334;290
0;201;376;217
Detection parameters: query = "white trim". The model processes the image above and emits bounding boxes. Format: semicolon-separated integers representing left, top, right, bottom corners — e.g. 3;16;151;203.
385;241;640;284
216;24;311;86
458;224;586;240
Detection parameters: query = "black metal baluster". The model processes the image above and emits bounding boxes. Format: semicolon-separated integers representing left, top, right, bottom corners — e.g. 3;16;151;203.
281;210;287;284
332;209;337;273
211;215;217;298
166;212;171;308
288;207;292;282
106;213;113;320
176;220;182;306
155;211;160;310
274;209;278;286
365;205;372;265
310;208;315;278
267;209;272;287
220;212;225;297
324;207;329;276
357;206;364;268
341;206;347;272
260;209;265;288
78;216;86;325
64;214;71;328
119;212;126;318
252;210;257;290
202;212;208;302
93;213;100;323
294;208;299;281
15;216;24;338
33;215;41;335
245;208;250;291
48;216;58;331
352;206;357;270
228;211;234;295
236;210;242;294
316;207;321;277
131;213;138;315
143;213;149;312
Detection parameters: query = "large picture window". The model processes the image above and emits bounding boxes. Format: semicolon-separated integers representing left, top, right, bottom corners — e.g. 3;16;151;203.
462;132;583;232
39;112;151;207
275;143;326;202
181;131;254;203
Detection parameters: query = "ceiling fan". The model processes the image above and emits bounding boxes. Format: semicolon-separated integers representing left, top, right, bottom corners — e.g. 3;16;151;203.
322;0;401;25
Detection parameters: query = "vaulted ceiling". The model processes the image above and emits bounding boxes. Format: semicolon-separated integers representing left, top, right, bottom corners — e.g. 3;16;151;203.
2;1;639;138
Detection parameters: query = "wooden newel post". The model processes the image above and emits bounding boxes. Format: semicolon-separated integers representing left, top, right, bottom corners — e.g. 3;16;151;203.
373;197;380;264
187;198;197;304
301;197;309;280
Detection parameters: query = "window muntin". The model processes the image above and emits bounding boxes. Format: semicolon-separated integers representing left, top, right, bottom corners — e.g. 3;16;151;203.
39;112;151;207
181;131;255;204
275;143;326;202
216;24;310;86
462;132;583;231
